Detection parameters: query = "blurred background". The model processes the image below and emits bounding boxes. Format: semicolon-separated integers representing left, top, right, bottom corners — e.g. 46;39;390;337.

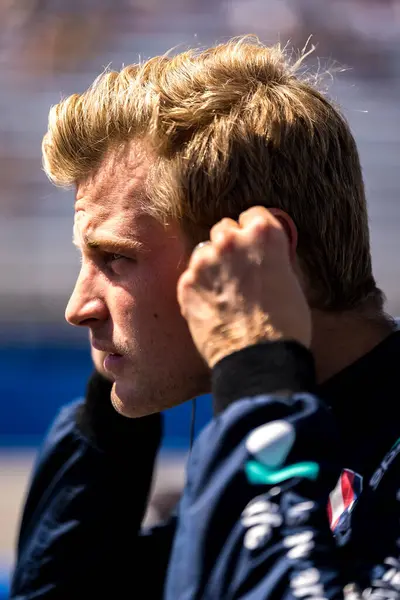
0;0;399;595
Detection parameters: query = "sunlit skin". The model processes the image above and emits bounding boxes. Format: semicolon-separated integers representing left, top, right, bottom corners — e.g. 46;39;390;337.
90;346;113;381
66;142;210;418
177;207;312;368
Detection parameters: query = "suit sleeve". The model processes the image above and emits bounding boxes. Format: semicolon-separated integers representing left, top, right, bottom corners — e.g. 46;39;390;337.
165;341;350;599
10;371;174;600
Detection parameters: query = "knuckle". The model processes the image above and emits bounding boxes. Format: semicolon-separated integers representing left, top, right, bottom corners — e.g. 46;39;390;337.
247;206;263;217
177;271;193;297
239;205;267;223
216;229;236;249
190;246;215;272
249;215;270;237
215;228;238;250
211;219;237;245
212;217;232;231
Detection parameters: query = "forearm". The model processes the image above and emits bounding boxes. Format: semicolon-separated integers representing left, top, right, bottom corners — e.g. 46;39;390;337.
166;341;346;599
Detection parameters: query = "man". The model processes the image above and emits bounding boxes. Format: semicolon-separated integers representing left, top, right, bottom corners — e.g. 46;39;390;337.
11;37;399;598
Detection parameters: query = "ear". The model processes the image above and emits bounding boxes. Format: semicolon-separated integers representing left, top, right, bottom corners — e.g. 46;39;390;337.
268;208;298;264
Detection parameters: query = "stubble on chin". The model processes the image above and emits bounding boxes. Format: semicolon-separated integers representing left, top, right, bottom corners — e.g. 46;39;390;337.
110;384;133;418
110;381;152;419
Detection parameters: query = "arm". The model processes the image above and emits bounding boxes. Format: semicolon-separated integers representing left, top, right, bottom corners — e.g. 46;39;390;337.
165;341;346;599
166;341;400;599
168;206;400;599
11;371;173;599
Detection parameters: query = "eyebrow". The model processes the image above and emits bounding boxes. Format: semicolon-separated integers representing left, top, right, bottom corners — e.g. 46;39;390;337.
72;233;144;253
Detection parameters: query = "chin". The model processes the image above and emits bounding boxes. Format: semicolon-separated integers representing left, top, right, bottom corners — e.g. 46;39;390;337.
111;385;138;418
110;382;156;418
110;370;211;419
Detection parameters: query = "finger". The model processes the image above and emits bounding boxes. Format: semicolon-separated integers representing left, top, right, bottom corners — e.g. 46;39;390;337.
236;208;290;270
238;206;280;232
238;206;286;250
188;238;217;272
210;217;240;248
193;240;211;251
177;270;194;314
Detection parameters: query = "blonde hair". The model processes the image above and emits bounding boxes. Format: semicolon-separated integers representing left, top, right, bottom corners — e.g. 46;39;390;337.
43;36;381;311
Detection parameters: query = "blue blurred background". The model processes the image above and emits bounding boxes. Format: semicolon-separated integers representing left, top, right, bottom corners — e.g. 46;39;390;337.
1;0;400;595
0;344;213;449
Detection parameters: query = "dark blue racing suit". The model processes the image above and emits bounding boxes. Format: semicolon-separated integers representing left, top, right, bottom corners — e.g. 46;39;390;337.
11;332;400;599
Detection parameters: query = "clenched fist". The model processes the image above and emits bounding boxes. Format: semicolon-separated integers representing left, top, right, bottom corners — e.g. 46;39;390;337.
177;207;311;368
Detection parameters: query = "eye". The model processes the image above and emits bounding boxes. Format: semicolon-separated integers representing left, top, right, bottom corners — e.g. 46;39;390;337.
100;251;129;264
108;253;126;263
102;252;134;272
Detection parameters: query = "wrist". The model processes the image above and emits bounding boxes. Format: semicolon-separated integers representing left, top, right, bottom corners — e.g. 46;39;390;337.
205;316;285;368
212;340;316;415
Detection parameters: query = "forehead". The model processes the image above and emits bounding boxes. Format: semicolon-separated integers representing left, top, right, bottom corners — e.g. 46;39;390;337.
73;141;188;254
74;141;153;238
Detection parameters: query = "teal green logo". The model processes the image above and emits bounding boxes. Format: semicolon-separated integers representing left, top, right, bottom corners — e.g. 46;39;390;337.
244;420;320;487
245;459;319;486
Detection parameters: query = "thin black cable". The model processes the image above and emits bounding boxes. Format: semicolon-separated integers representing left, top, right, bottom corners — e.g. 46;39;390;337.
189;397;197;451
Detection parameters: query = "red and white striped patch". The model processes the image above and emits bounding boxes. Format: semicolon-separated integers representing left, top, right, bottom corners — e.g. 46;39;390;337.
327;469;362;531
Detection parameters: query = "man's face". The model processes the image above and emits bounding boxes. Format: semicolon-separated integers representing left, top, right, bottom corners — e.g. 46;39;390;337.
66;143;210;417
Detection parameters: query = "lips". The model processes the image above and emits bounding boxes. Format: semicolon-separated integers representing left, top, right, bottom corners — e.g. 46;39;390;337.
91;340;121;356
104;352;124;374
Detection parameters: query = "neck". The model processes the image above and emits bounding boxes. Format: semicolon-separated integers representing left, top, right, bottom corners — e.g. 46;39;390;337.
311;308;395;384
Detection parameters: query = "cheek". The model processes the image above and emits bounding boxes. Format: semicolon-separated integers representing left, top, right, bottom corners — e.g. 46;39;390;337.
118;260;184;326
143;264;190;339
147;267;183;320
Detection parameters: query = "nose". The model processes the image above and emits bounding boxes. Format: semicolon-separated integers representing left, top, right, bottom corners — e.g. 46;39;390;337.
65;267;108;327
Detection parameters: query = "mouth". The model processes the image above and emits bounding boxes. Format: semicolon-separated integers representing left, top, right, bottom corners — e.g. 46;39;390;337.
91;339;120;354
103;352;124;374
